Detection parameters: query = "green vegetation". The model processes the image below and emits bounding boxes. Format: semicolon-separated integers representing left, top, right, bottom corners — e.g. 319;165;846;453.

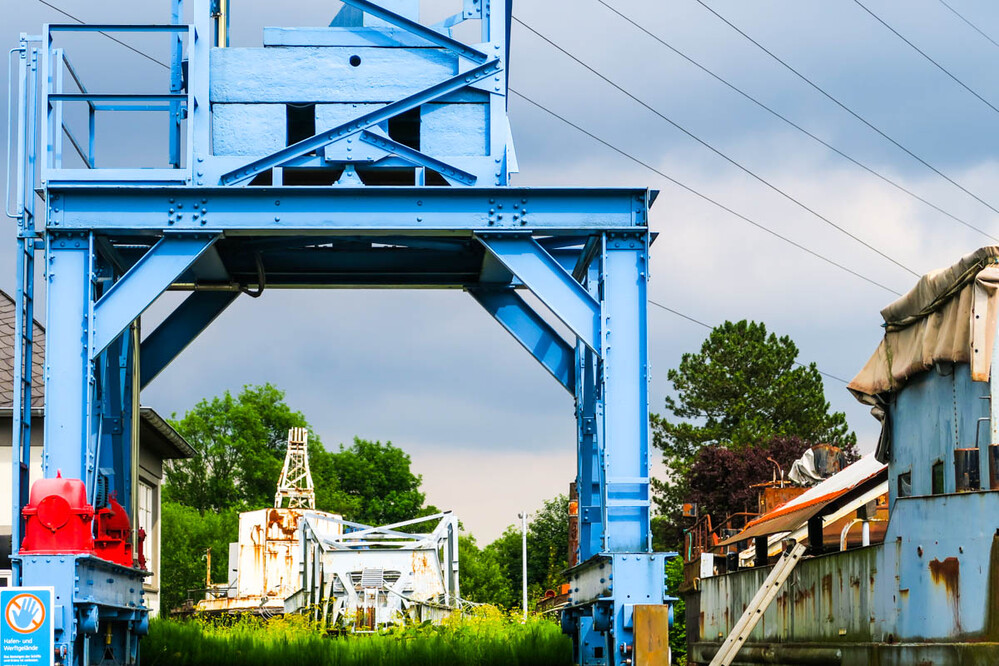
160;383;435;613
141;608;572;666
475;495;570;607
652;320;856;543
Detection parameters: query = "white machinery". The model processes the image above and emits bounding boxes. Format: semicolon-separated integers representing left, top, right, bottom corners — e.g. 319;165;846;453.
197;429;460;628
289;511;460;630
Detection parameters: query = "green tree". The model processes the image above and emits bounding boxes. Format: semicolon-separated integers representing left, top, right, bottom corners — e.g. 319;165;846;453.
164;383;334;513
159;501;239;613
483;494;571;609
527;495;570;593
664;555;686;663
327;438;427;525
458;534;516;607
653;320;855;545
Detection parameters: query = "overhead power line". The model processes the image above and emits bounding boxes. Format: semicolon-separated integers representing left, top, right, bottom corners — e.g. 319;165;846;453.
508;88;903;297
937;0;999;51
36;0;170;69
853;0;999;116
594;0;999;244
512;17;922;278
646;300;851;385
33;0;856;387
693;0;999;220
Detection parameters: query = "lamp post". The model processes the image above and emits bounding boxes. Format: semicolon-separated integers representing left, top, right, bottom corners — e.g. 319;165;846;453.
518;511;529;620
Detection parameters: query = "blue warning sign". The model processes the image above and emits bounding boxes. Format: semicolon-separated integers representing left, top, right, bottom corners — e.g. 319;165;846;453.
1;588;53;666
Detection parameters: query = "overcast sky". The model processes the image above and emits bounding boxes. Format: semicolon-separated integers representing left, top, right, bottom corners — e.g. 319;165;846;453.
5;0;999;543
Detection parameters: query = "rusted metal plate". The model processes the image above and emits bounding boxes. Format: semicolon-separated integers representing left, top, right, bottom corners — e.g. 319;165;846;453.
634;604;670;666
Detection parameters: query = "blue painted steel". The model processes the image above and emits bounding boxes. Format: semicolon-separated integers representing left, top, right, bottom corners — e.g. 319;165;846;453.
477;234;601;351
140;290;240;388
598;233;651;553
357;131;477;185
218;59;501;185
16;555;147;666
44;234;94;482
9;40;38;585
47;187;648;231
468;287;575;392
340;0;489;62
13;2;663;664
92;235;217;355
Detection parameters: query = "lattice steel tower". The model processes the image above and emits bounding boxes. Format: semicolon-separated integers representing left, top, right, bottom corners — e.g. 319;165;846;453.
275;427;316;509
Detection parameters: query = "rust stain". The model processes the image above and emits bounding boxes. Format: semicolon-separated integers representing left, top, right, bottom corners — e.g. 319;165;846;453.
986;533;999;639
821;574;833;623
698;610;705;636
929;556;962;633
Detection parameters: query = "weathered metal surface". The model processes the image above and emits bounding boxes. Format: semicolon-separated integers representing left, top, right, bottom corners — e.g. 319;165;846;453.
888;364;989;509
693;493;999;663
197;507;342;613
633;605;671;666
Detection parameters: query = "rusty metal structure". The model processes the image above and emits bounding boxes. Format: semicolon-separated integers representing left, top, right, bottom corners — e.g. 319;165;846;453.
686;249;999;665
196;507;459;629
289;511;460;630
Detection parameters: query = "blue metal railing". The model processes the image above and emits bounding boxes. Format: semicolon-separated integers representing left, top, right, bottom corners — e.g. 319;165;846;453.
42;23;192;178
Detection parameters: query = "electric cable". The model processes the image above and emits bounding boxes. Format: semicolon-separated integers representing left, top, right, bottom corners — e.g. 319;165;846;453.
513;16;921;278
937;0;999;51
646;299;851;385
594;0;999;244
32;0;857;386
36;0;171;70
693;0;999;219
508;88;903;297
853;0;999;116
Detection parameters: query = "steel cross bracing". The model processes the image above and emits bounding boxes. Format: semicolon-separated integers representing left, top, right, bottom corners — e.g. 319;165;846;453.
8;1;666;665
275;427;317;510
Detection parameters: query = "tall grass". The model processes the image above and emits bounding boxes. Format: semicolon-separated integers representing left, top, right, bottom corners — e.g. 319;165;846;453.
141;607;572;666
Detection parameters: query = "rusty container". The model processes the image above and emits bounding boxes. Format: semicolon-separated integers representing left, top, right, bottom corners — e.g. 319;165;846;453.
989;445;999;490
954;448;980;492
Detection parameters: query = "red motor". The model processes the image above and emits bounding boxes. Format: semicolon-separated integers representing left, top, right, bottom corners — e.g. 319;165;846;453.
20;472;95;554
93;496;134;567
21;473;136;568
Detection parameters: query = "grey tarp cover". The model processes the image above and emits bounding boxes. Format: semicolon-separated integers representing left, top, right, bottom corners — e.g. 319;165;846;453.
848;247;999;462
848;246;999;401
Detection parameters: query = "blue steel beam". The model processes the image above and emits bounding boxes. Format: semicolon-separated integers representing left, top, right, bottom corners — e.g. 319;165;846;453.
468;287;575;393
92;234;217;356
219;59;501;186
476;233;600;351
357;131;477;185
140;290;239;388
46;187;650;231
599;232;651;553
44;233;94;481
340;0;489;63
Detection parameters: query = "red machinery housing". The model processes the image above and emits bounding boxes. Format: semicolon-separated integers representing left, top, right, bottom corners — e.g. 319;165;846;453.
21;472;137;567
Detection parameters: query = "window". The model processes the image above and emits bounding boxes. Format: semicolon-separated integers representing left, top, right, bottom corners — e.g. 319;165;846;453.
897;472;911;498
137;480;156;578
931;461;945;495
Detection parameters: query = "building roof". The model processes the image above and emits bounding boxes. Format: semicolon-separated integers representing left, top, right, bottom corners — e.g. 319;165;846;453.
0;290;45;409
0;289;195;459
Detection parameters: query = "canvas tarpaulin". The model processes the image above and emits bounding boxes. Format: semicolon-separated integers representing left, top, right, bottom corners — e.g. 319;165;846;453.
848;247;999;462
848;246;999;400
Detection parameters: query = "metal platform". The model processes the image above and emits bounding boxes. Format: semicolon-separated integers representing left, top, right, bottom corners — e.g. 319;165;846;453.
8;1;669;664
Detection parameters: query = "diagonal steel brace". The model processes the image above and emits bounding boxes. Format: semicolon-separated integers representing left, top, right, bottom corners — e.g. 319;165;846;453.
220;59;501;186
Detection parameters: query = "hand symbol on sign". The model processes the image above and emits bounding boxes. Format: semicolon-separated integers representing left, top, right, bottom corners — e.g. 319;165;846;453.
11;597;39;629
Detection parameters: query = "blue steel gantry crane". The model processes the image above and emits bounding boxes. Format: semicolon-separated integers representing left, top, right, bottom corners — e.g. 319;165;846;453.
6;1;672;664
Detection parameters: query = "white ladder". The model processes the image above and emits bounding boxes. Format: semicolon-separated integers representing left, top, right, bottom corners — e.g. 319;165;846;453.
709;541;808;666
